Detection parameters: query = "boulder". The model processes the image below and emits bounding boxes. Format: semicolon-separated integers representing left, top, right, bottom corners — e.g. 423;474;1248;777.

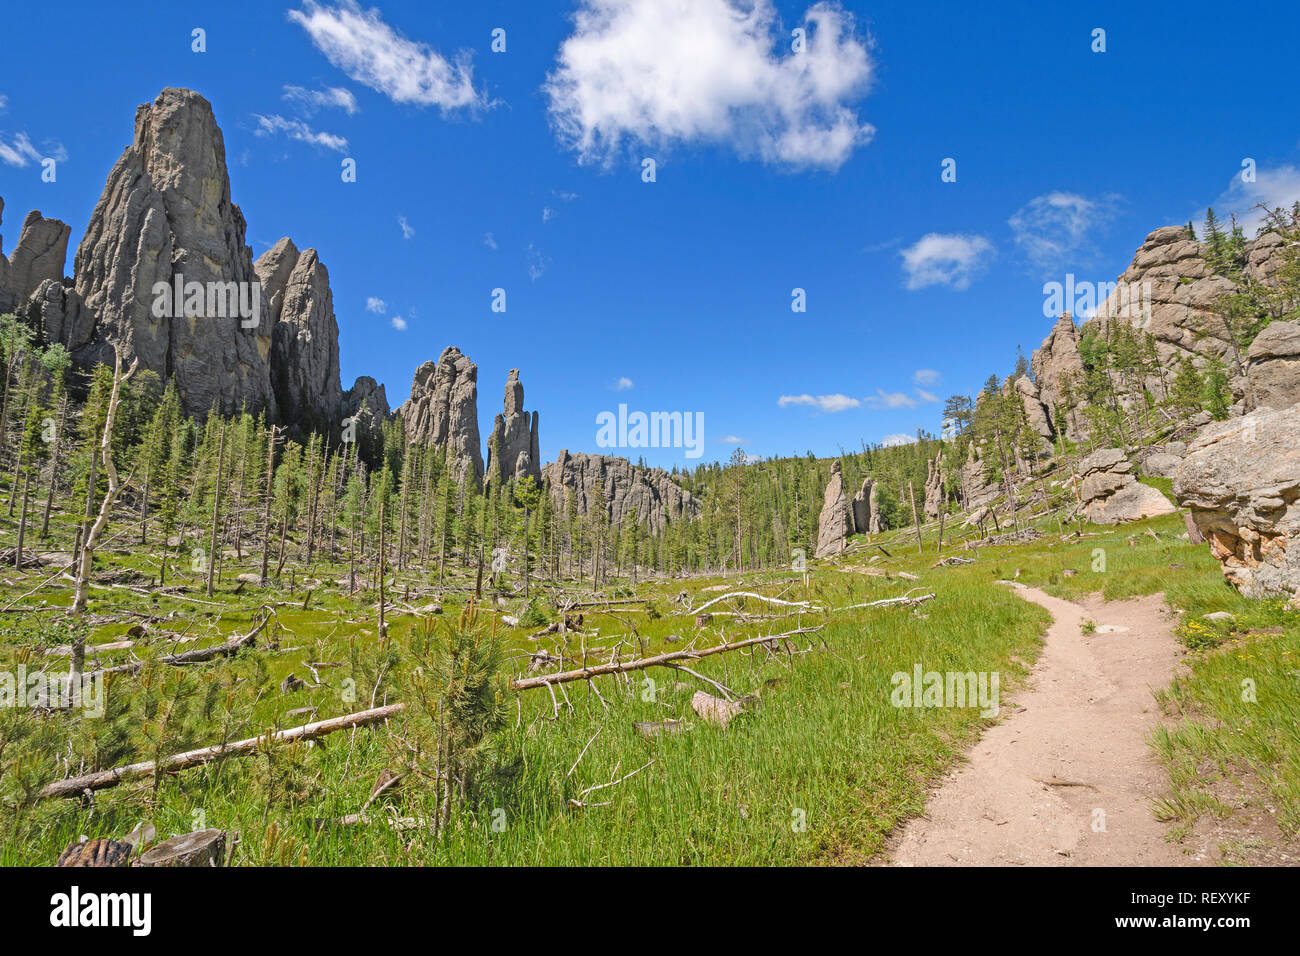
814;460;851;558
1173;405;1300;601
923;452;944;520
1078;448;1176;524
1245;320;1300;412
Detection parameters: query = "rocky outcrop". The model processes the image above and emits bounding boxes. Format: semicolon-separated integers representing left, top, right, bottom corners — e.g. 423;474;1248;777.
486;369;541;485
400;346;484;482
1139;441;1186;479
1077;448;1176;524
815;460;851;558
1030;313;1085;429
60;88;278;417
20;279;94;352
344;375;390;422
255;238;342;434
542;451;697;535
0;206;71;313
1245;320;1300;412
851;477;879;535
961;442;999;509
1174;406;1300;601
923;452;944;520
1015;375;1054;443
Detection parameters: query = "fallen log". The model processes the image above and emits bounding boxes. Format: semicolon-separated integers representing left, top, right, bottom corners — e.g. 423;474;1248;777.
38;703;405;800
88;612;272;677
683;591;821;616
510;626;823;691
833;592;934;612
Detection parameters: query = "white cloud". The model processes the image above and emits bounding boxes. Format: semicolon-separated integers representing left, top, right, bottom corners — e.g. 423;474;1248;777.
912;368;941;386
0;132;65;168
252;113;348;152
390;315;407;331
865;389;917;409
288;0;486;111
1008;191;1118;272
484;232;498;250
900;233;995;290
544;0;875;169
914;388;940;404
1202;164;1300;238
365;297;386;314
879;433;917;448
282;84;359;115
542;206;555;223
720;435;746;444
0;132;41;167
398;216;415;239
527;243;550;281
0;95;8;113
615;376;633;391
778;393;861;413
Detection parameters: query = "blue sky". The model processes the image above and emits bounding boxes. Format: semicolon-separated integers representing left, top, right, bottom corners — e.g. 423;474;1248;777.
2;0;1298;469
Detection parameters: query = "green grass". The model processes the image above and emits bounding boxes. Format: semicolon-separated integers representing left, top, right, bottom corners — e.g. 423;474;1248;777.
1;479;1295;865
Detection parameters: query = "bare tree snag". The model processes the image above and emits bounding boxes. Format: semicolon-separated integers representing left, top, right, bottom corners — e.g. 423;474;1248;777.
70;347;139;617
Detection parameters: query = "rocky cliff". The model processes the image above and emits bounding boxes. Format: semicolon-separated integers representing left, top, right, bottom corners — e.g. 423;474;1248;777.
0;201;72;314
11;87;375;435
542;451;697;536
399;346;484;483
486;368;541;485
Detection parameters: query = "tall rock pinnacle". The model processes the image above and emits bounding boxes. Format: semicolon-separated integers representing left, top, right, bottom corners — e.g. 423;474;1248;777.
487;368;541;484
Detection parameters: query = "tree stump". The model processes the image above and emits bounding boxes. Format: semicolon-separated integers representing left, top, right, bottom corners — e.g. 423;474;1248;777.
694;613;712;627
138;829;227;867
57;838;132;867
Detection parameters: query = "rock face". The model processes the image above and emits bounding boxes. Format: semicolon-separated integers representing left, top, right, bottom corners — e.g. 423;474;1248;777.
1015;375;1054;443
400;346;484;482
19;88;376;436
1174;406;1300;601
923;452;945;520
961;442;999;509
486;369;541;484
60;88;278;416
1078;448;1176;524
1139;441;1187;479
851;477;878;535
542;451;696;535
0;206;71;313
815;460;852;558
255;238;342;434
1245;320;1300;412
1030;313;1086;430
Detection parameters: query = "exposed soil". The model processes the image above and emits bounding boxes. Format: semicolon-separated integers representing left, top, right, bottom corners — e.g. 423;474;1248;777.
887;584;1209;866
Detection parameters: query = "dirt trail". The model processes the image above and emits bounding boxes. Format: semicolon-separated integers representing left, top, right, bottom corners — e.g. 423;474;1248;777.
888;584;1202;866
